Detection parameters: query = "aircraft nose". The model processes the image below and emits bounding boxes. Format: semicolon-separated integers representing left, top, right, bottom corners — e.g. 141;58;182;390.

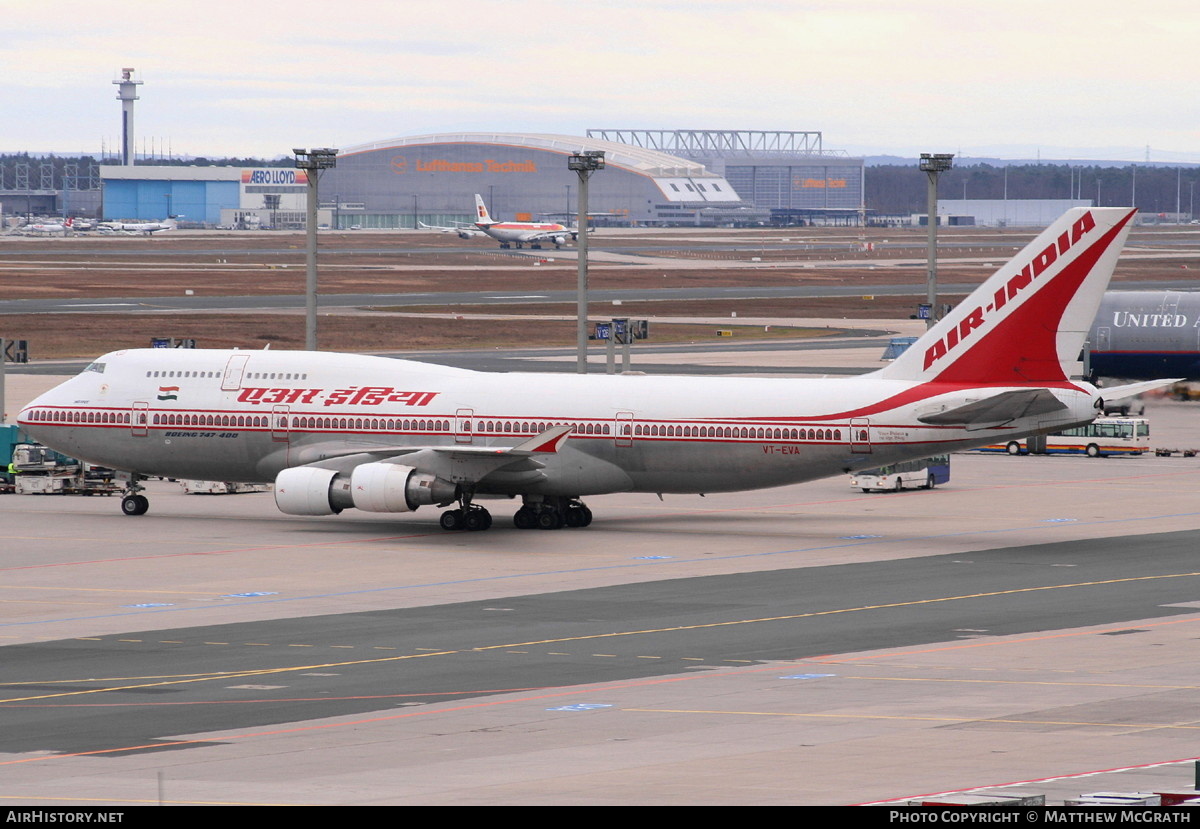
15;378;76;435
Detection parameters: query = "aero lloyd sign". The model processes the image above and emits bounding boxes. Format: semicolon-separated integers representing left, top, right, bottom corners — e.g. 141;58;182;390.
241;169;309;185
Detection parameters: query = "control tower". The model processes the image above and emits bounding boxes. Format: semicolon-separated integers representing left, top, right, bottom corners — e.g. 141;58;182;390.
112;68;143;166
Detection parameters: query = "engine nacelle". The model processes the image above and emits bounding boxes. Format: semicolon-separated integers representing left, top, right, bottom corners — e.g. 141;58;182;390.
457;230;473;239
275;466;353;516
552;235;566;246
350;462;458;513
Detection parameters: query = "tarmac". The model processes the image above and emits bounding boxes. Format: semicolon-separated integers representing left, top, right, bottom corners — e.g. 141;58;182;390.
2;341;1199;806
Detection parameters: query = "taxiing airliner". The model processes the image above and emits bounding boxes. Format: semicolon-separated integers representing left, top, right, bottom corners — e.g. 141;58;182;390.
97;218;176;235
19;208;1167;532
19;217;73;236
421;194;578;249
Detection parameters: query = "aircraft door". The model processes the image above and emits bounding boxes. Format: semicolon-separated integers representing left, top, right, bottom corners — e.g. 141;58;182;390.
131;401;149;437
221;355;250;391
1096;326;1111;352
615;412;634;447
849;418;871;454
271;405;289;442
455;408;474;444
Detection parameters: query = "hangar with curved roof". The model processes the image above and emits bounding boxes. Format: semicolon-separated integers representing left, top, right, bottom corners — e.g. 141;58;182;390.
323;132;755;228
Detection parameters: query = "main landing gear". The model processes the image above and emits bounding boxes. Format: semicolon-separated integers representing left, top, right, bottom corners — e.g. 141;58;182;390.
120;476;149;516
439;505;493;532
437;495;593;532
438;489;494;532
512;497;592;531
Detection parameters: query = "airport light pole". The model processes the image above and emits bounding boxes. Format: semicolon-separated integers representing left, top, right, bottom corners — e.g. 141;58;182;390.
919;153;954;330
293;148;338;351
568;151;605;374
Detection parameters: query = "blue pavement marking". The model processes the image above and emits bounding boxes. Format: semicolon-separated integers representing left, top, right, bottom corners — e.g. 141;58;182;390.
547;704;613;712
7;509;1200;630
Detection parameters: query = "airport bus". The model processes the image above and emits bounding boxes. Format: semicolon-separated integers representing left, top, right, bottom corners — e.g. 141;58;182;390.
851;455;950;492
979;416;1150;458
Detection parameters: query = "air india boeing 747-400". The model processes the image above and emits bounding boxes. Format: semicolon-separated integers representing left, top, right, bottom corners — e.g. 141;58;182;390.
19;207;1167;531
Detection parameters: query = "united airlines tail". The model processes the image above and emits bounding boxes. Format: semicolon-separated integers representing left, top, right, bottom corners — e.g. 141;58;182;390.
877;207;1138;386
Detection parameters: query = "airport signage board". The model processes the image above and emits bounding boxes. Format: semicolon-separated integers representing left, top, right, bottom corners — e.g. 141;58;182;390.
241;169;309;185
387;154;538;175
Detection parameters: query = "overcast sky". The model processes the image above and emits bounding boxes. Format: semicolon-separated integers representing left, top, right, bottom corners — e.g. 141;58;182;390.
6;0;1197;163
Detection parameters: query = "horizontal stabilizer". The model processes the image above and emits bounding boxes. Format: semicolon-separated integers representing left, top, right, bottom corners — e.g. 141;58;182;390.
1100;378;1183;401
918;388;1067;427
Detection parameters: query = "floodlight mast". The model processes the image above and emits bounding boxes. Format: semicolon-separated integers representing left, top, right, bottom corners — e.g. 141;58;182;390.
919;153;954;329
567;151;606;373
293;148;338;350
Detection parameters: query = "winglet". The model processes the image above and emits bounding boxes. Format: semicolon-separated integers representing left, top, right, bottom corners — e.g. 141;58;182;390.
513;425;572;454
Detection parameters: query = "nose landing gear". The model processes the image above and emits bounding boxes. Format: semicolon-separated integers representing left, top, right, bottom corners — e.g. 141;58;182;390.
120;476;149;516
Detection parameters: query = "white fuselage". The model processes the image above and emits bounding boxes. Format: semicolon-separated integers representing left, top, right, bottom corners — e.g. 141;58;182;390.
98;221;173;234
477;221;570;245
19;348;1100;498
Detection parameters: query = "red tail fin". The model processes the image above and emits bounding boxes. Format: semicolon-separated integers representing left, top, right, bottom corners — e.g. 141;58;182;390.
877;207;1137;385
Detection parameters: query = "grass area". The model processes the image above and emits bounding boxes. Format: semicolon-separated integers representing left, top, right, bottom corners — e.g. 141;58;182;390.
0;312;851;360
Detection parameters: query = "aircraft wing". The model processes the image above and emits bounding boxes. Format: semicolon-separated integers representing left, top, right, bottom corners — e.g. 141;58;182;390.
917;388;1068;430
418;221;483;238
289;425;572;487
520;229;575;243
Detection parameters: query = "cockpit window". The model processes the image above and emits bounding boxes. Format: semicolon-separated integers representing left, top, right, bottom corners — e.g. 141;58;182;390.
85;362;106;374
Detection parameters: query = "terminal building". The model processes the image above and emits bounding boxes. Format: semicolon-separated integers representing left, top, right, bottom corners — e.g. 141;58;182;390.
930;199;1094;227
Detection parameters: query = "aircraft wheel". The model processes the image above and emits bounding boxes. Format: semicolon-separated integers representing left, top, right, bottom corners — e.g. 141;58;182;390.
513;507;538;530
564;504;593;527
1006;441;1021;455
464;508;492;532
1086;444;1100;458
121;494;149;516
440;509;464;531
537;509;564;530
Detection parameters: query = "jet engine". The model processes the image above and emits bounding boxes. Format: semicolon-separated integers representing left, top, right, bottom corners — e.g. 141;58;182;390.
274;463;457;516
552;235;567;246
457;230;473;239
349;462;458;512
